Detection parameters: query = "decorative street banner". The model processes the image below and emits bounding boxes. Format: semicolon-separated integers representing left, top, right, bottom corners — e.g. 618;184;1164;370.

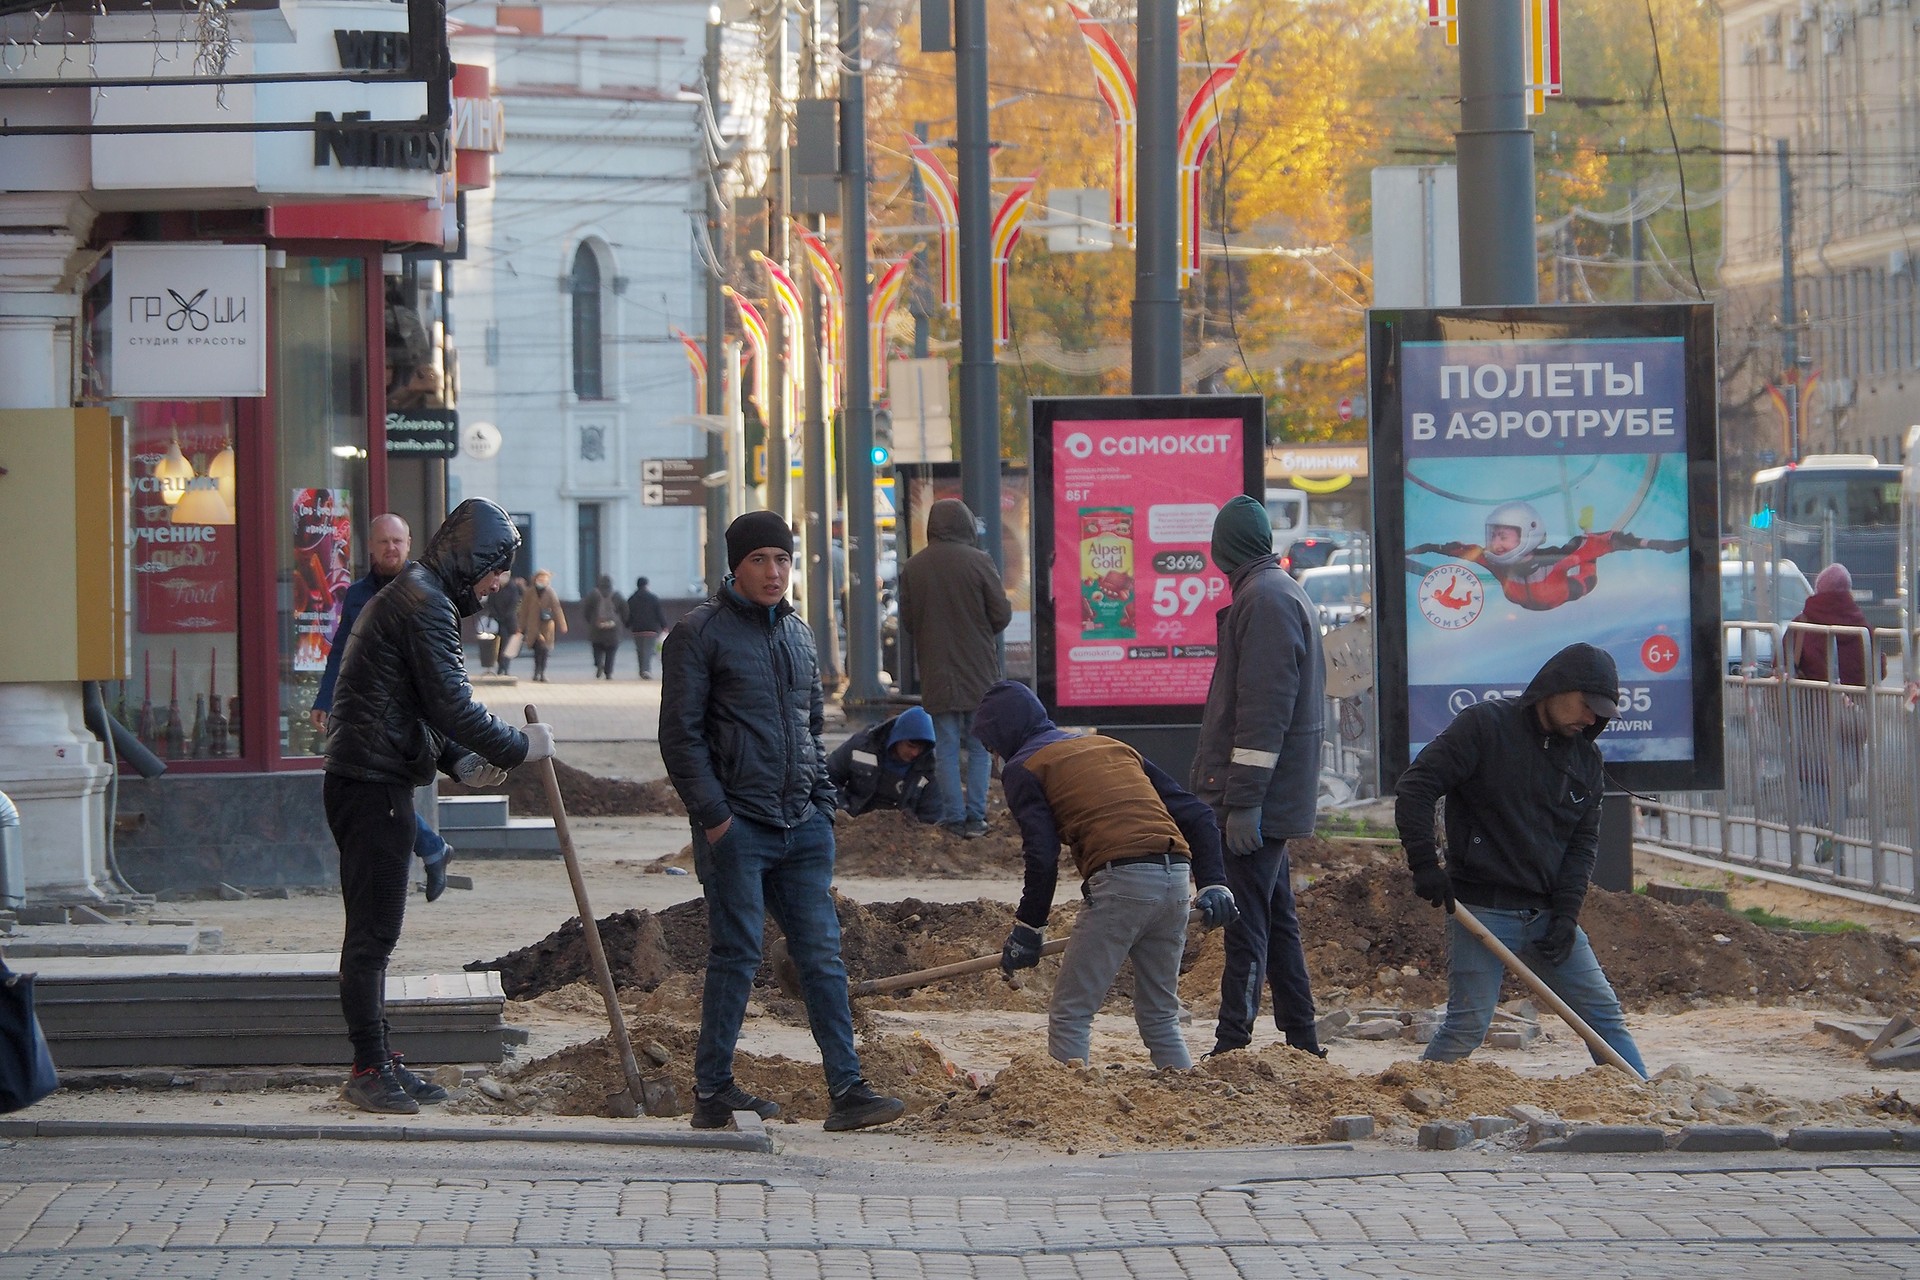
290;488;353;673
1369;304;1722;794
1032;395;1265;725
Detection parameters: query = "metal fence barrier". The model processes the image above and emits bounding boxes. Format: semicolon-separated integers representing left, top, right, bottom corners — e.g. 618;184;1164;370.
1636;621;1919;901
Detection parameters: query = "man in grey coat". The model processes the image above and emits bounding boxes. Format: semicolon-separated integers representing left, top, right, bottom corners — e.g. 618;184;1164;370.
1192;494;1328;1058
899;498;1013;837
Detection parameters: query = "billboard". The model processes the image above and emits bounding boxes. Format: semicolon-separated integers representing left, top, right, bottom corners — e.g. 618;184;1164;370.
1032;395;1265;725
1370;305;1722;793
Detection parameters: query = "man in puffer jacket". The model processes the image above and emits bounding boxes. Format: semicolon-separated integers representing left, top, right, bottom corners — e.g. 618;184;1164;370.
1394;642;1647;1076
973;680;1239;1070
325;498;557;1114
1192;495;1327;1059
660;511;904;1134
826;706;941;822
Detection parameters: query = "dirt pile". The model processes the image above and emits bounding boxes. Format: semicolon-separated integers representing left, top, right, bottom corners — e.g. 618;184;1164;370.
650;794;1032;878
440;756;683;818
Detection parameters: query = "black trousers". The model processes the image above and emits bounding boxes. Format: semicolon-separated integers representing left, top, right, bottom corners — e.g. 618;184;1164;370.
1214;838;1318;1049
325;773;416;1069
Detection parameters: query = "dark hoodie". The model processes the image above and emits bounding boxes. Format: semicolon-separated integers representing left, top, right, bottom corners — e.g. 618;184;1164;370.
825;706;940;820
1393;643;1616;916
326;499;528;786
974;680;1226;928
1788;580;1872;686
898;498;1013;714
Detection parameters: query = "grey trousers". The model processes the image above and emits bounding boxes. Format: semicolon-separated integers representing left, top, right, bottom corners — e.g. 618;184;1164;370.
1049;856;1194;1069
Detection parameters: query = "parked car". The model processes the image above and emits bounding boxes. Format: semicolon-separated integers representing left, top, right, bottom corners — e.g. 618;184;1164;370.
1278;528;1356;578
1297;564;1372;633
1721;559;1813;675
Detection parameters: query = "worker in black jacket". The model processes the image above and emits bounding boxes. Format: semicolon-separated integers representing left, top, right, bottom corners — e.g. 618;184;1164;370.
325;498;557;1114
826;706;941;822
1394;642;1647;1076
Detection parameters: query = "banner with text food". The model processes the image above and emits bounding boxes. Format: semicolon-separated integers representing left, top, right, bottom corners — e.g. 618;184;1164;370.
1032;396;1265;725
1369;305;1722;794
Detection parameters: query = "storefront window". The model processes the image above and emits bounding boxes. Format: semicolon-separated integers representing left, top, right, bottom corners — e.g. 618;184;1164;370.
273;256;370;757
116;402;244;761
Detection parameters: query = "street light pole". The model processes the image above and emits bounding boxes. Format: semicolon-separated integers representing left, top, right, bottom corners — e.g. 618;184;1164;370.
1455;0;1537;305
1131;0;1180;393
1777;137;1800;462
702;13;729;592
953;0;1002;569
840;0;882;708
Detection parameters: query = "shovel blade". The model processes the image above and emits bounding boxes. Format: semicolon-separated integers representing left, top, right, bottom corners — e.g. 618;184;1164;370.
603;1089;641;1119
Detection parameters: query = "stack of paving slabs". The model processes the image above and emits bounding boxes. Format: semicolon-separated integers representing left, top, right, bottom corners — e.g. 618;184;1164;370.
1865;1012;1920;1070
20;953;513;1068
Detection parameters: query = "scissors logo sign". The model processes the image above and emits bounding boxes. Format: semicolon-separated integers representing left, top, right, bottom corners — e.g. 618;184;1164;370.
166;289;210;332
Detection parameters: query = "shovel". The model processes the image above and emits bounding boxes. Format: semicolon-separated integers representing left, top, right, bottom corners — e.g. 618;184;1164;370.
1451;902;1646;1081
524;705;682;1117
851;910;1205;998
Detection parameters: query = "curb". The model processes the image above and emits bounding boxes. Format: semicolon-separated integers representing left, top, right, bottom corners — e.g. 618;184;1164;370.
0;1116;775;1153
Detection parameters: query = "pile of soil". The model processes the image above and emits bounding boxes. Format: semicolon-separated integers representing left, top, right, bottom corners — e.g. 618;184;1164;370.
439;756;683;818
649;792;1030;878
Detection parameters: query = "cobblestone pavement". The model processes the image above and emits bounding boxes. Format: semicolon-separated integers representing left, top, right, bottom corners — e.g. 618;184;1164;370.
5;1164;1920;1277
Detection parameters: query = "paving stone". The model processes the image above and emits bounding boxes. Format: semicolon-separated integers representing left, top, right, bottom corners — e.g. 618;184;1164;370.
1468;1115;1515;1139
1327;1115;1374;1141
1671;1125;1781;1153
1535;1125;1666;1153
1786;1127;1898;1152
1418;1121;1473;1151
1347;1018;1404;1041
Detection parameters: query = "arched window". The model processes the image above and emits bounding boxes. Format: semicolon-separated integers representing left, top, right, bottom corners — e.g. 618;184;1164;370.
570;243;603;399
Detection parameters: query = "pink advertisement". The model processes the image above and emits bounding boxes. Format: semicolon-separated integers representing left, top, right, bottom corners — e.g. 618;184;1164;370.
1049;416;1245;708
291;488;353;673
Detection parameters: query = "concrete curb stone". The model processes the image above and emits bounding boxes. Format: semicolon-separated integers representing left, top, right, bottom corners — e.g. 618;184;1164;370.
0;1117;776;1153
1786;1127;1898;1152
1670;1125;1781;1152
1418;1121;1473;1151
1531;1125;1666;1153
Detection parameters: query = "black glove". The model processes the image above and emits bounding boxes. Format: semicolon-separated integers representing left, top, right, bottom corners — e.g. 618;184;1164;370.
1193;884;1238;931
1408;861;1455;913
1224;807;1264;857
1001;922;1044;972
1536;913;1578;967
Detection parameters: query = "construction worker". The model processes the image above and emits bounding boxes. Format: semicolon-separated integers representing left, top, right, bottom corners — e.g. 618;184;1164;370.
973;680;1238;1069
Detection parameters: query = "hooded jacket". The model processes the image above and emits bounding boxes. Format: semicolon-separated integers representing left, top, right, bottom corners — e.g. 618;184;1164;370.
1393;643;1617;917
659;581;834;830
1788;579;1873;686
898;499;1013;714
974;680;1226;928
1191;505;1327;839
326;499;529;786
626;580;667;633
585;575;627;633
826;707;941;820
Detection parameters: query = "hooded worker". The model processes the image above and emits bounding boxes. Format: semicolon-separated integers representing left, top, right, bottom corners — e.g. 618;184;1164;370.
826;706;942;822
1192;494;1329;1059
1393;642;1648;1076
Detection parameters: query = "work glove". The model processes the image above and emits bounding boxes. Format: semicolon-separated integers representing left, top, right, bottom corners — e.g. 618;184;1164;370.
453;753;508;788
1000;922;1044;972
1224;806;1264;857
522;722;556;762
1193;884;1239;931
1408;860;1455;913
1536;913;1579;967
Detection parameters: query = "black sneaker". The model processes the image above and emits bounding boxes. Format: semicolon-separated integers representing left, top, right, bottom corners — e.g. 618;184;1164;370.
963;819;988;839
423;845;453;903
1286;1039;1330;1060
342;1062;420;1115
388;1054;449;1104
1204;1042;1247;1059
939;822;966;838
823;1079;904;1132
690;1083;782;1129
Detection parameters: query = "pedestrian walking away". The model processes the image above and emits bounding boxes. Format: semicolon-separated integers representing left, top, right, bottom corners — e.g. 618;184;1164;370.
308;513;455;903
898;498;1012;839
659;510;903;1134
1786;562;1879;863
323;498;557;1114
487;575;525;676
1193;495;1327;1059
585;574;627;679
516;569;566;682
1393;641;1648;1077
626;575;668;678
826;705;941;822
973;680;1238;1069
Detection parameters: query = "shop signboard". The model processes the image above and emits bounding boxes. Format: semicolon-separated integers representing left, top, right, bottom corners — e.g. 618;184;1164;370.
111;244;267;398
290;488;354;673
131;409;239;634
1032;395;1265;724
385;408;459;457
1369;304;1722;793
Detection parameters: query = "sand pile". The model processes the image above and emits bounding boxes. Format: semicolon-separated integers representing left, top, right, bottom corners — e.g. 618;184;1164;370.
440;756;683;817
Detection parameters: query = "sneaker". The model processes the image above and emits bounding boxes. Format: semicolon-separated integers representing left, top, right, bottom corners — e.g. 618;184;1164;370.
423;845;452;903
1204;1042;1246;1060
690;1083;782;1129
1814;837;1835;865
963;818;988;839
388;1054;449;1104
1286;1038;1329;1060
939;821;966;838
342;1062;420;1115
823;1079;904;1132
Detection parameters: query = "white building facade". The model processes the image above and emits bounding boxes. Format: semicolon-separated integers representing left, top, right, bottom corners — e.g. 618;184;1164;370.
450;0;711;606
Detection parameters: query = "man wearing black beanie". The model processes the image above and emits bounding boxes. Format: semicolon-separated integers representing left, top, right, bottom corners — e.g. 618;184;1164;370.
659;511;904;1133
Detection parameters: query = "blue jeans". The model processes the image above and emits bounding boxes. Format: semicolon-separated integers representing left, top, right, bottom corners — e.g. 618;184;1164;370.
1050;857;1194;1068
1424;905;1647;1077
690;809;862;1097
932;711;989;824
414;814;447;865
1215;838;1317;1049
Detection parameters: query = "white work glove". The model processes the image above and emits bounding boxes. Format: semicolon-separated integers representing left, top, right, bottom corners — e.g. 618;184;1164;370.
454;753;508;788
522;722;556;762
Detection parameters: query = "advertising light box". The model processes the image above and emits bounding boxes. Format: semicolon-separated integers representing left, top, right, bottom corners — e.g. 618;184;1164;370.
1369;305;1722;794
1032;396;1265;725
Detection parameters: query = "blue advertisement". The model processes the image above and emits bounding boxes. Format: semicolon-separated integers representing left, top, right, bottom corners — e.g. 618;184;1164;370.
1400;335;1693;762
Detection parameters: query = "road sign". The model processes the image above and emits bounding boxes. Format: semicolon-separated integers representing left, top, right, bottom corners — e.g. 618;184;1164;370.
641;457;706;507
1336;396;1354;421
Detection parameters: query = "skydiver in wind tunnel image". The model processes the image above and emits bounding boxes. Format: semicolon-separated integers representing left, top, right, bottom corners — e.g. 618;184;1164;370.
1407;498;1687;612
